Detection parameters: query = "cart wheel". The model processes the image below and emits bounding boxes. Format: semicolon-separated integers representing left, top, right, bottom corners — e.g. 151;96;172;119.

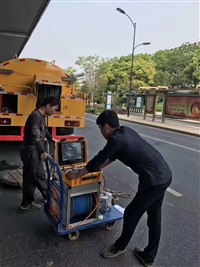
112;197;117;205
105;222;115;231
68;230;80;241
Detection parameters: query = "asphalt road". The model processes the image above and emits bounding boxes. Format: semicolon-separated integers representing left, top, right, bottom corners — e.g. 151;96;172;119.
0;114;199;267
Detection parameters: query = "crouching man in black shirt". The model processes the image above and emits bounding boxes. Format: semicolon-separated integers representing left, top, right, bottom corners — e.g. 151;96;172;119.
66;110;172;267
20;96;59;211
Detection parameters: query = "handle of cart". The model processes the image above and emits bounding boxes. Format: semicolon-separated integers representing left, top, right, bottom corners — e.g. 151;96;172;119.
45;156;66;229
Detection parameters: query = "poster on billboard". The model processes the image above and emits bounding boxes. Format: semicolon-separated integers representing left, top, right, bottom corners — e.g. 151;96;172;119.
130;96;137;107
165;95;200;119
145;96;154;114
136;97;142;108
106;91;112;109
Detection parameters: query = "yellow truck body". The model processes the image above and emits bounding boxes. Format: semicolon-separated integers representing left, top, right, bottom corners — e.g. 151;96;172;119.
0;58;86;141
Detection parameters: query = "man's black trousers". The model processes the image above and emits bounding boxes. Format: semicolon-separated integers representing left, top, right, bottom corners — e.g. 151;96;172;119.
114;179;171;262
20;147;47;206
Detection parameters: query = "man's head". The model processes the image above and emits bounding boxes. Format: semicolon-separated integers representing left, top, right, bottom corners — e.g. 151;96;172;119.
96;110;120;139
39;96;59;116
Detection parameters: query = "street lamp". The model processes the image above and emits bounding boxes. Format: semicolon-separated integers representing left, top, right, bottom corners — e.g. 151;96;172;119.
116;7;150;116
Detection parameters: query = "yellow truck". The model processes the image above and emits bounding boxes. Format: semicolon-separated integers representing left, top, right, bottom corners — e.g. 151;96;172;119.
0;58;86;141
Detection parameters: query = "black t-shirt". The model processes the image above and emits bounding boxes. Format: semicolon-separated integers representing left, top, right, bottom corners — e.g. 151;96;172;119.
23;109;52;156
86;126;172;191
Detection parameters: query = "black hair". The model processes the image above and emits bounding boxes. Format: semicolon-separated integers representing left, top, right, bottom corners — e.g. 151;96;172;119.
37;96;60;108
96;110;120;128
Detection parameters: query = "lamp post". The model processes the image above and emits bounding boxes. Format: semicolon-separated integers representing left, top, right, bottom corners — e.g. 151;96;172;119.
116;7;150;117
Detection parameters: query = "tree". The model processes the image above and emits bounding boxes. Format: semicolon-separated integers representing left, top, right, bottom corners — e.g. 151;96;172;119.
65;66;76;74
75;55;104;105
154;70;171;88
184;46;200;87
95;54;156;94
153;43;199;88
153;49;173;87
132;54;156;88
64;66;82;91
94;60;109;104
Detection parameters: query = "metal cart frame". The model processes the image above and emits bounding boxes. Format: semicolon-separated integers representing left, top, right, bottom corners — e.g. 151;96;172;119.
44;157;124;240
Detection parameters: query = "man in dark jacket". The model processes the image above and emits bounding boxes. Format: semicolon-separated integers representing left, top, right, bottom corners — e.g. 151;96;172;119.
20;96;59;211
66;110;172;267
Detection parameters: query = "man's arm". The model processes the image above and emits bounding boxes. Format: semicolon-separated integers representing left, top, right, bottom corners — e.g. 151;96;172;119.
66;135;119;180
30;112;48;160
66;167;89;180
66;159;111;180
46;128;53;141
98;158;111;169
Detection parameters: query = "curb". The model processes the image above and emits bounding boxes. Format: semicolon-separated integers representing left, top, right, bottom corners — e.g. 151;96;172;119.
118;117;200;138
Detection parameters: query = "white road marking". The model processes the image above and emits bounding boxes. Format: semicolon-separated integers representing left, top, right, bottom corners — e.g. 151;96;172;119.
167;187;183;197
86;118;96;122
141;134;200;153
127;167;183;197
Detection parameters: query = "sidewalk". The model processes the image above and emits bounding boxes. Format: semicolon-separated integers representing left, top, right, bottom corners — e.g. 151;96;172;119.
117;113;200;137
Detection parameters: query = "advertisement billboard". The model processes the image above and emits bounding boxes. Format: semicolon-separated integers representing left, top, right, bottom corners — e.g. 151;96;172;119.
165;95;200;119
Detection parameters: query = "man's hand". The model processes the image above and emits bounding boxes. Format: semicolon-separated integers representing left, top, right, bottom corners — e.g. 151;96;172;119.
40;152;49;161
65;171;80;180
65;167;89;180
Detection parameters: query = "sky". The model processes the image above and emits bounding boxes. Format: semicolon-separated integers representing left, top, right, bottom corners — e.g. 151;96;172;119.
21;0;199;72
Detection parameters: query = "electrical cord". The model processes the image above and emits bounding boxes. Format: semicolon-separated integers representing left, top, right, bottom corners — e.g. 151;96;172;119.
104;187;131;200
102;174;131;200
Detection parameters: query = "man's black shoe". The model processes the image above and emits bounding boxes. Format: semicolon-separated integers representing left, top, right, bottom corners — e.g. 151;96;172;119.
20;202;41;211
101;244;126;258
133;247;153;267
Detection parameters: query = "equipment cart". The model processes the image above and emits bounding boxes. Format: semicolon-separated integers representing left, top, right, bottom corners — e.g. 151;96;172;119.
44;155;124;241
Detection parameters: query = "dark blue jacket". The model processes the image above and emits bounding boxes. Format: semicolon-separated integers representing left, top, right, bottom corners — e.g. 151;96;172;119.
86;126;172;191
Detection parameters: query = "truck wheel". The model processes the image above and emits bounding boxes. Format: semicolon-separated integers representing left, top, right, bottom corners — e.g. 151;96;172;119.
68;230;79;241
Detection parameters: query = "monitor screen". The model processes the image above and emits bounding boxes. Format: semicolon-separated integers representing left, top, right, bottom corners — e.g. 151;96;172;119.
58;141;85;165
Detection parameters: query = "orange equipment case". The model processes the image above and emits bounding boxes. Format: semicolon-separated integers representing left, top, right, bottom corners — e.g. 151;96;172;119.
54;136;102;187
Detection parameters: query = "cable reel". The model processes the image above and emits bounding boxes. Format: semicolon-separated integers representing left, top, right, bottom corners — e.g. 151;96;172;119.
70;193;94;220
